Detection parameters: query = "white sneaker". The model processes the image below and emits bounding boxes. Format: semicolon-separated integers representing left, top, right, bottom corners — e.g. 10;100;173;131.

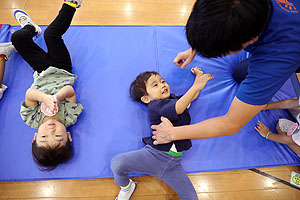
14;9;42;38
115;179;137;200
0;84;8;100
0;42;15;60
64;0;83;8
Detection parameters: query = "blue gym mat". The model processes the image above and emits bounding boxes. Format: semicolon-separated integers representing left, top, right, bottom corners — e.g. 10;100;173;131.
0;25;299;181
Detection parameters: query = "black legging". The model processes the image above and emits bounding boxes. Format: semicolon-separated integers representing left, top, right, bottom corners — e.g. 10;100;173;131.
11;4;75;73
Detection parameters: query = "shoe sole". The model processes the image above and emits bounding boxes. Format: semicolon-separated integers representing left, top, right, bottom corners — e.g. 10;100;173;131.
13;9;29;26
128;182;137;200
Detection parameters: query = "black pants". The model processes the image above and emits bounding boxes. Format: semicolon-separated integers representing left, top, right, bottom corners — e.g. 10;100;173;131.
11;4;75;73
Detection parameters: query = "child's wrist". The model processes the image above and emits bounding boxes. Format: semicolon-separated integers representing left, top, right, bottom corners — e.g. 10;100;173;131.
40;92;47;103
55;93;62;102
266;131;271;139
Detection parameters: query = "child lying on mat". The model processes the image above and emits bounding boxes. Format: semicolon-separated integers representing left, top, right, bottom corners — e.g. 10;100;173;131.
7;0;84;170
111;67;213;200
255;98;300;158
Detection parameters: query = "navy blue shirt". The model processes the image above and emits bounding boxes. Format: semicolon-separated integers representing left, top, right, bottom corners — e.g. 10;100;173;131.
143;93;192;152
237;0;300;105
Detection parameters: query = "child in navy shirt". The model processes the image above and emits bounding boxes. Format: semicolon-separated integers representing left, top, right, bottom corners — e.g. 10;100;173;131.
111;67;213;200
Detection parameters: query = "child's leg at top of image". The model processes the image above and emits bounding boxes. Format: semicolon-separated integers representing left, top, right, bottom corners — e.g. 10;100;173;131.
43;1;82;73
0;42;15;100
11;10;51;72
265;98;299;110
11;1;82;73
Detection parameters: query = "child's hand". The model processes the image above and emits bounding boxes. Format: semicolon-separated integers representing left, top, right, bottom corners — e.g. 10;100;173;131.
42;94;58;113
191;66;204;76
192;67;214;90
255;121;270;138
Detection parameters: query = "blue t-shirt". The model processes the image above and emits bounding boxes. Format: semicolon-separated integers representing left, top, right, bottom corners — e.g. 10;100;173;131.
143;93;192;152
237;0;300;105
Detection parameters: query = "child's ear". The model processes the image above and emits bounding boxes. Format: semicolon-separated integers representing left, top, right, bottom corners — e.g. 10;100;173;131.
32;133;37;143
141;96;151;104
67;132;72;142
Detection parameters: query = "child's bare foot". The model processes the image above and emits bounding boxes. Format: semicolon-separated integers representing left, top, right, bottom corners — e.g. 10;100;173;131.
255;121;270;138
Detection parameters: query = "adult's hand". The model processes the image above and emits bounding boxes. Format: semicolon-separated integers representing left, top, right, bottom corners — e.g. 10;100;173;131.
151;116;174;145
173;48;197;69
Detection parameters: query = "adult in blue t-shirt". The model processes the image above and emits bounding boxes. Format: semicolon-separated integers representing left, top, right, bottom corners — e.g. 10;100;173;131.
151;0;300;144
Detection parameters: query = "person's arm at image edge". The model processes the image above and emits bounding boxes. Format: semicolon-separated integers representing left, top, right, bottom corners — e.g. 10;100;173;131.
263;132;294;145
266;98;299;110
152;97;265;142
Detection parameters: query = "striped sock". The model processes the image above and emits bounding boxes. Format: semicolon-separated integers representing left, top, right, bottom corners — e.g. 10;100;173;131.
0;54;7;61
64;2;77;8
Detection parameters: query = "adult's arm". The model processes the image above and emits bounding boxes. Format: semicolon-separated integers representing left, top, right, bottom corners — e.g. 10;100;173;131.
152;97;265;144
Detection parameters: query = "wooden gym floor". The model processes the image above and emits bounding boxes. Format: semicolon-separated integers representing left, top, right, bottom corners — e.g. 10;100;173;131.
0;0;300;199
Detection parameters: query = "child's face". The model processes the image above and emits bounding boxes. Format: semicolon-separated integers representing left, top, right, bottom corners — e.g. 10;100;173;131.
142;74;170;103
34;119;72;148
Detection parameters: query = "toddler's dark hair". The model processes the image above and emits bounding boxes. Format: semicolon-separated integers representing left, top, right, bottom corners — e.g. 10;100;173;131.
32;140;73;171
129;71;159;102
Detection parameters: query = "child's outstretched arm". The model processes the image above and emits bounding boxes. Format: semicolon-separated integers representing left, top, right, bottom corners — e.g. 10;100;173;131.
175;67;213;114
265;98;299;110
255;121;295;145
55;85;76;103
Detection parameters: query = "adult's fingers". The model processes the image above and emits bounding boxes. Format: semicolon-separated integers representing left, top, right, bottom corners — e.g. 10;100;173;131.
173;55;184;66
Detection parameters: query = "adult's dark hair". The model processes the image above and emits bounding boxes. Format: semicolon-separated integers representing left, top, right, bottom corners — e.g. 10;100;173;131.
129;71;159;103
32;140;73;171
186;0;271;58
